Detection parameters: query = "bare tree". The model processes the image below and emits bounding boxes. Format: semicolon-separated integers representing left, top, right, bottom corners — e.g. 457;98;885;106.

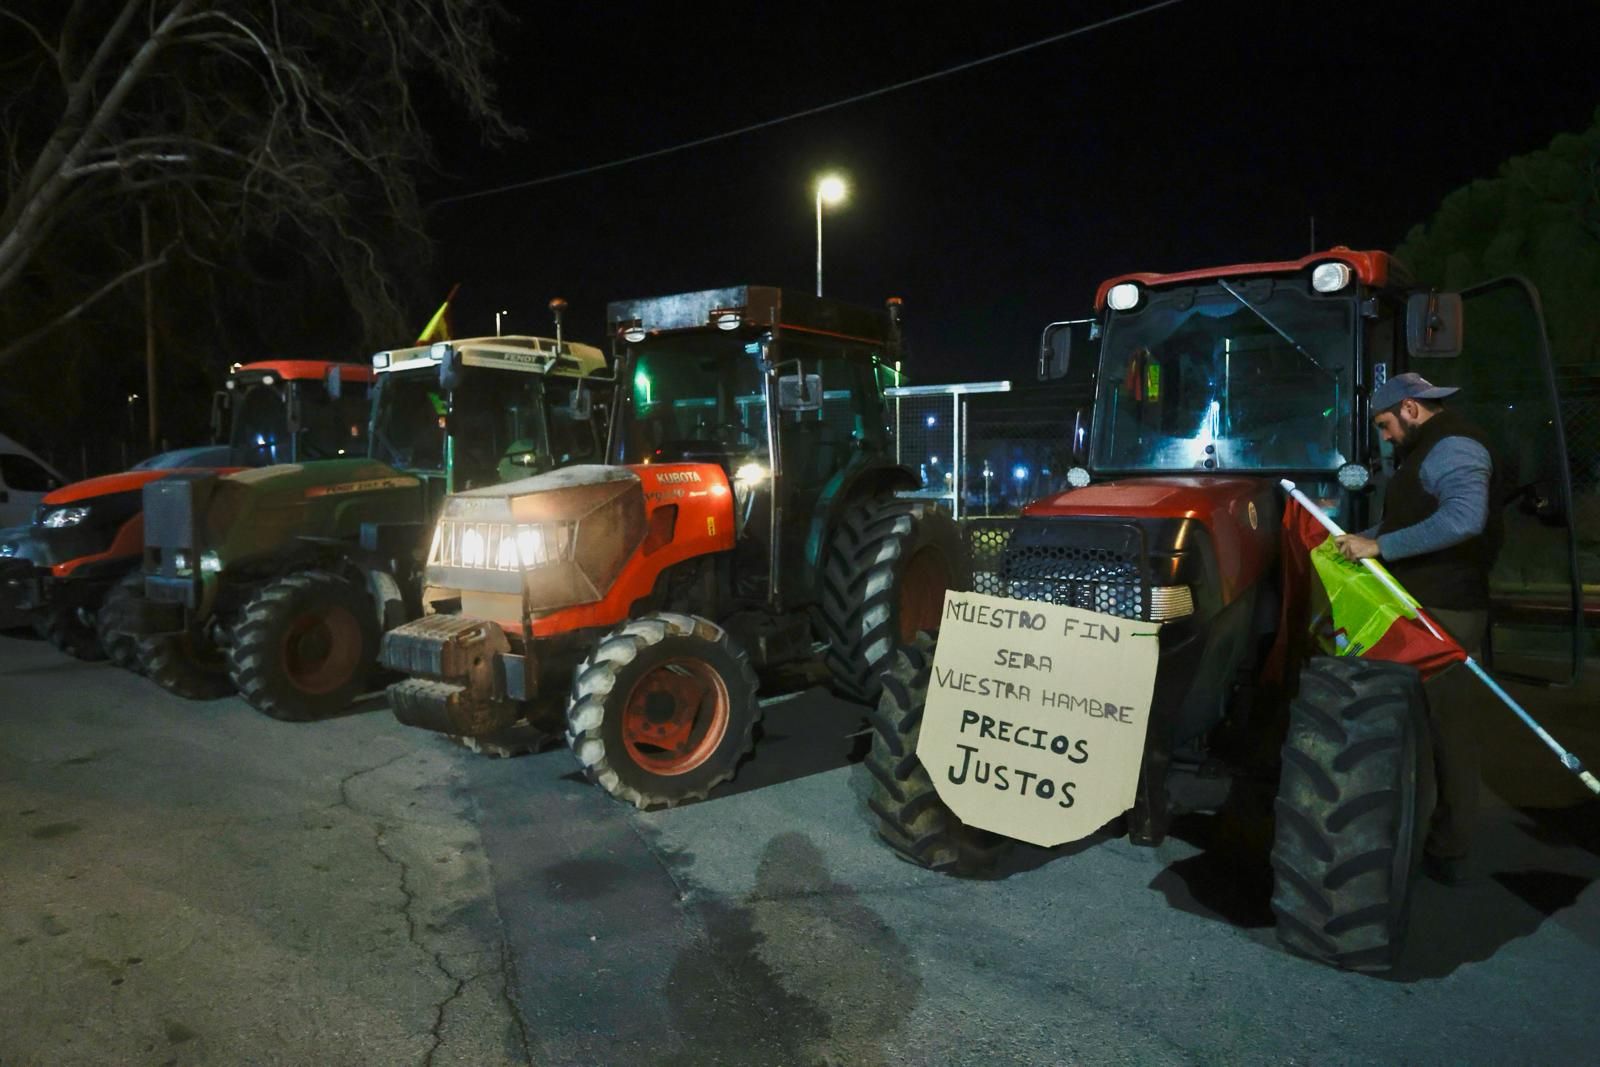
0;0;516;366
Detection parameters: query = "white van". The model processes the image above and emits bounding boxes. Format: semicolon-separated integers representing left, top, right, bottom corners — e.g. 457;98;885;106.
0;434;66;528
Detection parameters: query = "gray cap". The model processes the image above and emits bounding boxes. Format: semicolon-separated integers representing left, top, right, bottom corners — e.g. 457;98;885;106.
1371;371;1458;413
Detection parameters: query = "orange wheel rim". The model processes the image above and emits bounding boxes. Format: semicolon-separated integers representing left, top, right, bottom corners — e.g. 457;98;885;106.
279;604;362;695
620;657;731;775
898;546;950;642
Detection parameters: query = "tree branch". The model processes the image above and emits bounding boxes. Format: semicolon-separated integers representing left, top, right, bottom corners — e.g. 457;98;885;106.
0;241;176;368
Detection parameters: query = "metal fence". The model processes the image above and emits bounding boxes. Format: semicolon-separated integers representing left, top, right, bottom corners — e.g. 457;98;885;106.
888;379;1096;517
1558;367;1600;593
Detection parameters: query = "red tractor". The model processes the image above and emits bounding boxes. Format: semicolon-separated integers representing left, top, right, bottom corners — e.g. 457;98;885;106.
0;360;372;666
380;286;969;804
865;248;1583;971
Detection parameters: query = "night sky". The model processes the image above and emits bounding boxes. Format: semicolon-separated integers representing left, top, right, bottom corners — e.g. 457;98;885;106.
422;1;1600;383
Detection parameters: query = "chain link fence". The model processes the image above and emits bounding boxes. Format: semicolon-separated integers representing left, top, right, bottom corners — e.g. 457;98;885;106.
889;379;1096;517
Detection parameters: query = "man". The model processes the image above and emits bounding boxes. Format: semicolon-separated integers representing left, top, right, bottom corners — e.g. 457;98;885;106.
1335;372;1502;885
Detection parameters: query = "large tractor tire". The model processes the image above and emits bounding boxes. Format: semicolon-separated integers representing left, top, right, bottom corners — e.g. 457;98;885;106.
41;600;105;661
566;612;760;809
139;629;234;700
819;497;968;706
97;571;146;672
1270;655;1431;973
865;633;1009;874
229;570;382;722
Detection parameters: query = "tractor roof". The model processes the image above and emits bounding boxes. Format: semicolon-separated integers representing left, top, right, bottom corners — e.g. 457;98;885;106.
1094;247;1409;309
373;335;607;377
607;286;895;348
234;360;375;383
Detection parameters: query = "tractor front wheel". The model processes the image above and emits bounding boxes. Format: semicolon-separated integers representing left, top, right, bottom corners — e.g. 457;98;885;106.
819;498;968;706
865;633;1009;874
41;599;105;661
229;571;381;722
566;612;759;809
139;628;233;700
97;571;145;671
1270;655;1431;973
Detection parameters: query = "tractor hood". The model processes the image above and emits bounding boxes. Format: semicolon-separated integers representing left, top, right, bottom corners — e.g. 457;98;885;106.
44;467;194;506
1024;476;1281;607
427;464;648;610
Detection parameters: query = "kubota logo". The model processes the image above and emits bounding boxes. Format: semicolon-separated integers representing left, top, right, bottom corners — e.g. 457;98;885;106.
655;471;702;485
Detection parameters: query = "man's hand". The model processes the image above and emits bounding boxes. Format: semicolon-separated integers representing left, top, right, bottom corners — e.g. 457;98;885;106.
1336;534;1380;561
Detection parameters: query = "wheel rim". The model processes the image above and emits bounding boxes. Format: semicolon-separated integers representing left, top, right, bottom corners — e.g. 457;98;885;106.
279;604;363;695
619;657;732;776
898;546;951;642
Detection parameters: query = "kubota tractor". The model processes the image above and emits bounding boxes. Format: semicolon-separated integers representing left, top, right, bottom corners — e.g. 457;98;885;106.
130;324;613;722
865;248;1583;972
379;286;969;807
0;360;373;666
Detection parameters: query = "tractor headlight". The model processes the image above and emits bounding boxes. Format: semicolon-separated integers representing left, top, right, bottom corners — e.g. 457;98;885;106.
430;519;572;571
1149;585;1195;621
199;550;223;574
1106;283;1141;311
172;551;191;575
1311;262;1353;293
41;506;90;528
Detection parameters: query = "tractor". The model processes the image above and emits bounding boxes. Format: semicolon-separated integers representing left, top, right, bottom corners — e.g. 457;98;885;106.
131;322;613;723
864;248;1583;972
379;286;969;807
0;360;372;667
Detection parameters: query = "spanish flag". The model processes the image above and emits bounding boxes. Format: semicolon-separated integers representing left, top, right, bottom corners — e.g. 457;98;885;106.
415;283;460;344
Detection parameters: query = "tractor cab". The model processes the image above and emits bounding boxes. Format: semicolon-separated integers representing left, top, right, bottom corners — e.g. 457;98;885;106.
222;360;374;467
368;334;611;514
607;285;907;606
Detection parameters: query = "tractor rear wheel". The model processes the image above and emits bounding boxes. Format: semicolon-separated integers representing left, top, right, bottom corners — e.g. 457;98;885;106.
566;612;759;809
139;629;233;700
97;571;145;671
819;498;968;706
229;571;381;722
41;600;105;661
1270;655;1431;973
865;633;1009;874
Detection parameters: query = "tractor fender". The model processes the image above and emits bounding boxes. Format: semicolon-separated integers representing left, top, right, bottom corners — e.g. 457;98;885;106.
802;458;921;573
289;535;412;632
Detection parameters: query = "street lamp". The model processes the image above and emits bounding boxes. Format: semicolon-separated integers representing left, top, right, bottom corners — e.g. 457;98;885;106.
814;173;848;297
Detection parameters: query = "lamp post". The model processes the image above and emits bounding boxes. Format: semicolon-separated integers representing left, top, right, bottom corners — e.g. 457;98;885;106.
814;173;847;297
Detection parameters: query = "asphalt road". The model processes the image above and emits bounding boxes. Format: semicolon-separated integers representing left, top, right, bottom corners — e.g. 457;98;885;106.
3;629;1598;1066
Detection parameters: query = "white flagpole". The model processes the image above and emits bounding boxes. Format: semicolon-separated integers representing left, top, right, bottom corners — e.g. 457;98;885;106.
1281;479;1600;796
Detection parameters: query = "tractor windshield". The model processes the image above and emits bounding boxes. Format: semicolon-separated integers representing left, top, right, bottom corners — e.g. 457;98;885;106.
230;379;368;465
620;334;767;466
1091;281;1356;473
371;367;603;490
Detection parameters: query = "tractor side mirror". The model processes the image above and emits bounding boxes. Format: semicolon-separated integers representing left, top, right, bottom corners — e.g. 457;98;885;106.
560;386;593;422
209;390;230;443
1406;291;1463;357
438;345;464;392
778;373;822;412
1039;323;1073;381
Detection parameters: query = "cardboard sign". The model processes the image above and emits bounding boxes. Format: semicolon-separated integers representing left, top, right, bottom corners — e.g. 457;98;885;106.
917;590;1160;848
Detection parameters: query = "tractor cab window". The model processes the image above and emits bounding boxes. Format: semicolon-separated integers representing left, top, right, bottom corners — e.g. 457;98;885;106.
231;382;292;465
294;379;370;460
543;377;604;467
623;335;766;468
1093;282;1356;473
371;368;447;472
775;336;891;495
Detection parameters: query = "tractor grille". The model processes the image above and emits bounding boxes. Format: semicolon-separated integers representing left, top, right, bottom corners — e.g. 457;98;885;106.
966;518;1147;620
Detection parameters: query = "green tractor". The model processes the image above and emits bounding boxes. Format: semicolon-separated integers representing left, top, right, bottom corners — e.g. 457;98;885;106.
131;321;613;722
379;286;972;807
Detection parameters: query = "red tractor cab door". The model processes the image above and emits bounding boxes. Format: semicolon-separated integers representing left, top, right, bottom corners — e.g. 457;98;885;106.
1402;276;1584;685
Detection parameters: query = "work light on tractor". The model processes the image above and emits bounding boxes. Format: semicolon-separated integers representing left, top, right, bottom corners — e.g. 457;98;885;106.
863;248;1584;974
379;286;970;809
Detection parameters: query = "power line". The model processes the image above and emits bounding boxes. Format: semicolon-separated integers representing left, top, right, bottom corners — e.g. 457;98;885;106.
430;0;1187;208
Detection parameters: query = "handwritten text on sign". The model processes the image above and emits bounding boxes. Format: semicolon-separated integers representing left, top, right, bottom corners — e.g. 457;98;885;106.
917;590;1160;848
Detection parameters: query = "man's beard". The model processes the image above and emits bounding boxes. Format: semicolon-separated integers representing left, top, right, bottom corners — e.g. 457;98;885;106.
1390;416;1420;464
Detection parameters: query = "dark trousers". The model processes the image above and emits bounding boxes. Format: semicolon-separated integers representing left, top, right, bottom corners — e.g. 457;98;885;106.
1422;606;1488;860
